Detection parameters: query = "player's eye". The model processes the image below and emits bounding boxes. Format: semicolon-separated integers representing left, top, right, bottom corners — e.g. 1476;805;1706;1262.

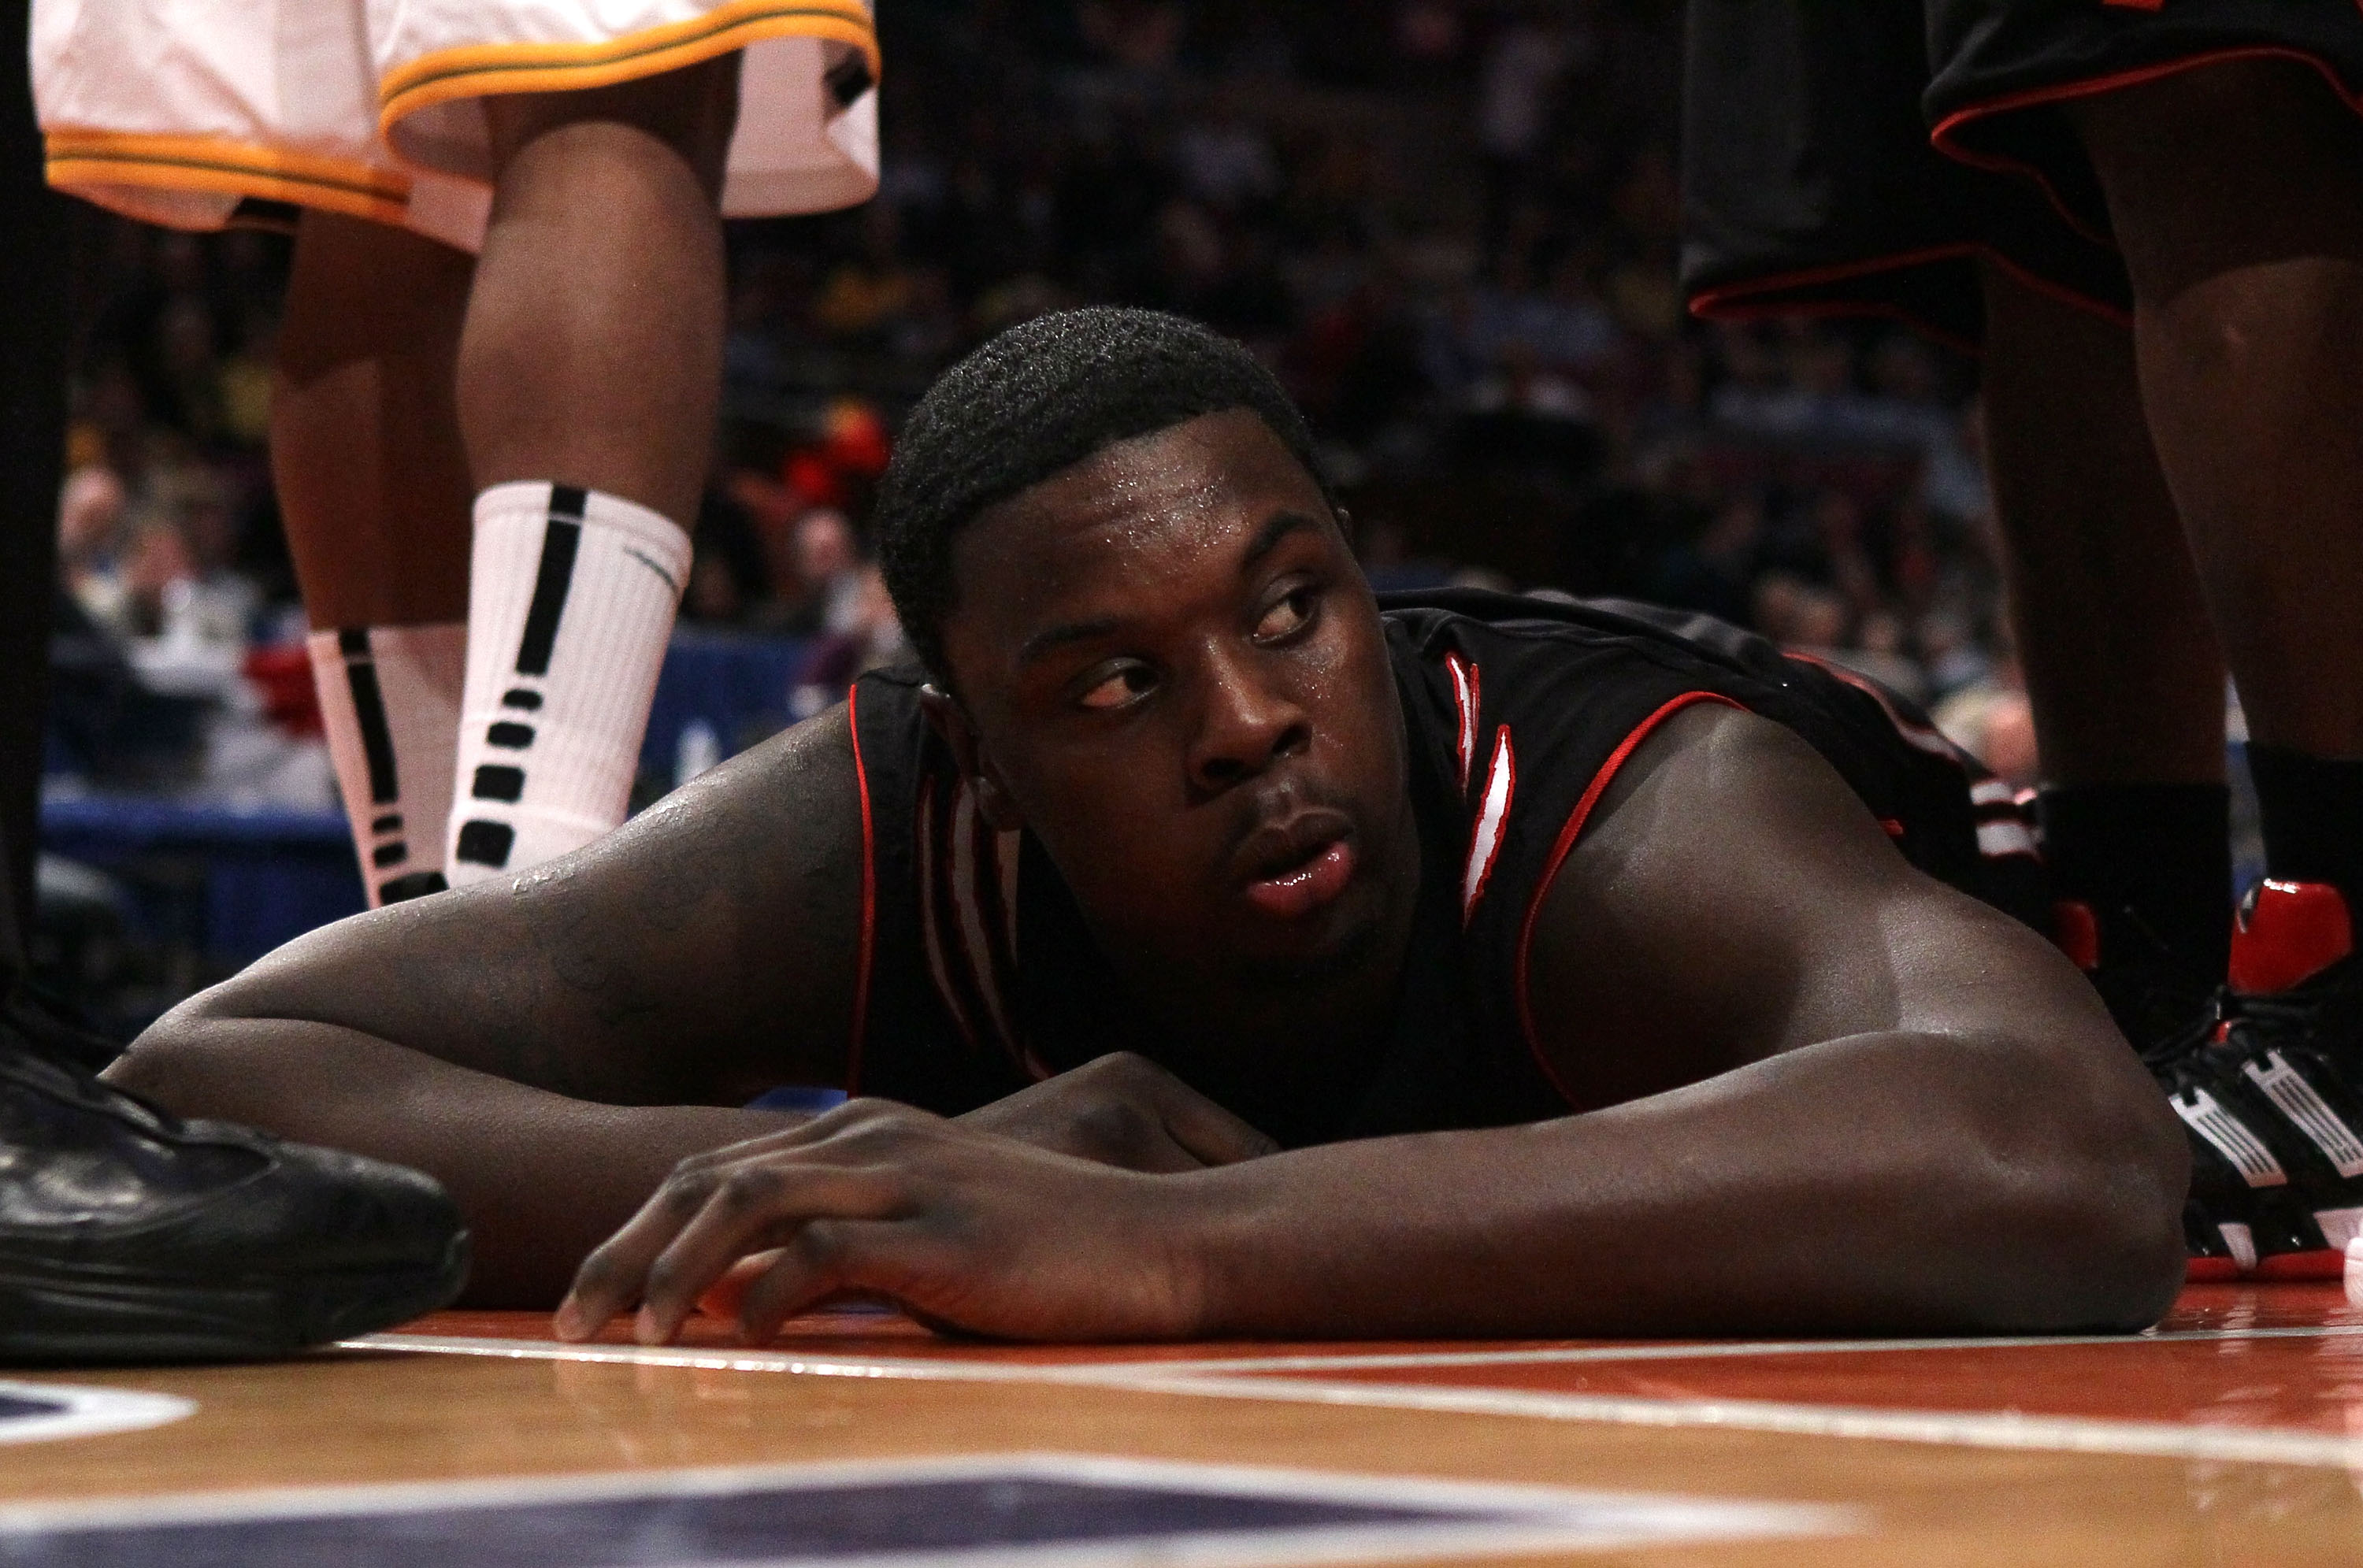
1076;662;1156;711
1254;585;1318;642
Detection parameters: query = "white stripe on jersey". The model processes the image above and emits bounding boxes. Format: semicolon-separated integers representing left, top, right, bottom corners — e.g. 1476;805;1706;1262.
1462;725;1515;922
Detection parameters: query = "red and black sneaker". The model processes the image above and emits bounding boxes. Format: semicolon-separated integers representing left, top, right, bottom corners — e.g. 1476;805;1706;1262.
2158;880;2363;1281
2051;896;2264;1279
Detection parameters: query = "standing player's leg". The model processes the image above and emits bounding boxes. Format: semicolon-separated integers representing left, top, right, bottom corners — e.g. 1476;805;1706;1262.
443;58;737;884
2066;58;2363;1272
2068;61;2363;908
1976;259;2231;1041
275;213;475;906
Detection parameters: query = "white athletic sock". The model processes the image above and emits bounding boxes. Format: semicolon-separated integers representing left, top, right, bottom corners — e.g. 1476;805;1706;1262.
307;622;466;906
444;481;689;884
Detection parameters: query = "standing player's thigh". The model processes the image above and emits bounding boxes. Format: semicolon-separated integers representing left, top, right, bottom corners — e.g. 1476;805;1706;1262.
1928;0;2363;244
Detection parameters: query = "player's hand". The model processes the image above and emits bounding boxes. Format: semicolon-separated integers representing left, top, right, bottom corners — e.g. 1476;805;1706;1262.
954;1051;1278;1173
553;1098;1220;1346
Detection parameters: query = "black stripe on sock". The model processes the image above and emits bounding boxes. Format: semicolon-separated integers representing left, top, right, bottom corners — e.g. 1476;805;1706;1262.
502;688;543;710
513;517;581;677
377;870;447;903
337;627;369;656
487;721;535;749
472;765;525;802
454;821;514;868
372;842;407;868
339;633;401;805
371;814;402;834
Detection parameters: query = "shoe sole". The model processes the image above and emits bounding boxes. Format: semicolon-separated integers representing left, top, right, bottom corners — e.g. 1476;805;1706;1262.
0;1229;469;1365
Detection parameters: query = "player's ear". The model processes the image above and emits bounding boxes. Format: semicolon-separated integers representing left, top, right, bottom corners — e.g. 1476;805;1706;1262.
918;685;1026;832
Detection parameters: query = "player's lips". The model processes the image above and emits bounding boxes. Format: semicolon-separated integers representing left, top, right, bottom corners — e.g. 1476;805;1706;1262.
1237;811;1359;920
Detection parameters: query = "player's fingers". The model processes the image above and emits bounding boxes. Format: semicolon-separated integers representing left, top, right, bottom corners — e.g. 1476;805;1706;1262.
561;1105;943;1339
696;1250;784;1321
557;1161;739;1340
635;1167;905;1345
735;1221;937;1344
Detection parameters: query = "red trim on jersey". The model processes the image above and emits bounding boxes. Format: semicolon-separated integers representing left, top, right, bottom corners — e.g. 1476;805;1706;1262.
1514;691;1745;1110
844;684;877;1095
1930;48;2363;248
1781;650;1965;762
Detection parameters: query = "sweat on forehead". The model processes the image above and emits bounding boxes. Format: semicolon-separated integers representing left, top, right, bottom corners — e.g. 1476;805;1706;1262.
874;307;1326;681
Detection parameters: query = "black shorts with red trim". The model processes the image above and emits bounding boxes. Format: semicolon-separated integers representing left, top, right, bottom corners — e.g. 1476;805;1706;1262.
1683;0;2363;347
1682;0;2131;349
1928;0;2363;245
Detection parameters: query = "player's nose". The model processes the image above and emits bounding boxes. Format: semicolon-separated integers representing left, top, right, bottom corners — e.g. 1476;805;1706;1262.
1185;646;1309;795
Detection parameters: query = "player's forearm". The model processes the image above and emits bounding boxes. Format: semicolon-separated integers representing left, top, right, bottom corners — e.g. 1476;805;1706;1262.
1183;1029;2187;1338
111;1015;799;1307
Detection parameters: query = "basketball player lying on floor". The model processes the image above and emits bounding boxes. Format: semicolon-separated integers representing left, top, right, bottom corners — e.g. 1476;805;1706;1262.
113;310;2187;1344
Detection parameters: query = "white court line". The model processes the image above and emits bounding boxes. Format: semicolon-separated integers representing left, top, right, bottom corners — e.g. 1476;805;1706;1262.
1098;1370;2363;1472
353;1329;2363;1471
362;1318;2363;1384
1081;1321;2363;1378
356;1334;1087;1383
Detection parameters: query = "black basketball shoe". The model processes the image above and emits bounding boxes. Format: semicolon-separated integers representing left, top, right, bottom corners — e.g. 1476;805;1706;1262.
2052;897;2265;1279
1;987;470;1362
2153;880;2363;1281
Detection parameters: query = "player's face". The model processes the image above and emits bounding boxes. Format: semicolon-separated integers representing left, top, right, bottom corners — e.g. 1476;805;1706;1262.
936;409;1418;1002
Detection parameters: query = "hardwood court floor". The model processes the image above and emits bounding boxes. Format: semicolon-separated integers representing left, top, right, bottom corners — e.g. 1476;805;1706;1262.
3;1283;2362;1564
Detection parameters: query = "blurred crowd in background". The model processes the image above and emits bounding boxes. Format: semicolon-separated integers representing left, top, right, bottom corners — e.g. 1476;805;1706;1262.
46;0;2046;818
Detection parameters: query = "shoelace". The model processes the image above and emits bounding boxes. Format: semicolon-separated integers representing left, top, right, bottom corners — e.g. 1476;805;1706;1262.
2149;977;2343;1106
2142;986;2236;1099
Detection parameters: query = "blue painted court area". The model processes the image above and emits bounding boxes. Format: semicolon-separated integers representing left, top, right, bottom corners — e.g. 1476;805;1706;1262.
0;1455;1843;1567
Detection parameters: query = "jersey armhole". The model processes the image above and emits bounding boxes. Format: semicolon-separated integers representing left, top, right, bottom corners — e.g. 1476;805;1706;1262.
844;684;878;1096
1512;691;1745;1110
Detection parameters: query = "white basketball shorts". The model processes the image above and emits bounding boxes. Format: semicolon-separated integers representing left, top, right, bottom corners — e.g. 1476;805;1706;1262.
31;0;879;250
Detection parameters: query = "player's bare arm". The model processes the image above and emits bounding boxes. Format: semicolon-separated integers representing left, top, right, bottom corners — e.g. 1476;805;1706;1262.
562;705;2185;1347
108;710;871;1304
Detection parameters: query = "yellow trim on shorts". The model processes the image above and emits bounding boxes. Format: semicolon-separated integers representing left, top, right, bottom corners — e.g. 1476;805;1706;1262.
43;130;413;227
378;0;880;132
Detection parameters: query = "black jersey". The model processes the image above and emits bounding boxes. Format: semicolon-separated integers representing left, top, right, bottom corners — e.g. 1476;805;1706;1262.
841;588;2043;1147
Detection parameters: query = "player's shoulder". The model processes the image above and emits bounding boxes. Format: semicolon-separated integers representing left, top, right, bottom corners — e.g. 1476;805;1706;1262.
1378;586;1773;683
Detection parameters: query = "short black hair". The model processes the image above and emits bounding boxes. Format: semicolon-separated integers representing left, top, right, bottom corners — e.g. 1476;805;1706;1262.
875;306;1325;682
